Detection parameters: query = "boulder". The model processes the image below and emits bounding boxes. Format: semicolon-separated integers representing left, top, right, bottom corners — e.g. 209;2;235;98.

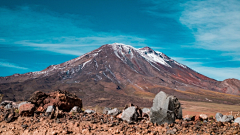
215;112;233;122
121;106;139;123
70;106;82;113
19;103;35;116
84;109;95;114
234;117;240;124
150;91;182;125
107;108;121;116
103;107;111;114
28;90;82;112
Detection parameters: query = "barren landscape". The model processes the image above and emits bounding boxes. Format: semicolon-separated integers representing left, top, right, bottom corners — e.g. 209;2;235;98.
0;90;239;135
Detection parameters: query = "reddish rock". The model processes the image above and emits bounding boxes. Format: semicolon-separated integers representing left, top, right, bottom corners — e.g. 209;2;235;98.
28;90;82;112
194;115;201;121
19;103;35;116
36;107;44;112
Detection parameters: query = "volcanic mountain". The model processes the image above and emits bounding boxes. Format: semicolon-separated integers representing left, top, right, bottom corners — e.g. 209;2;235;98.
0;43;240;106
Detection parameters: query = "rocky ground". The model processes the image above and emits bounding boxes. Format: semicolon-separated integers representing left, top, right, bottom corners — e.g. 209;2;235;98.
0;90;239;135
0;111;240;135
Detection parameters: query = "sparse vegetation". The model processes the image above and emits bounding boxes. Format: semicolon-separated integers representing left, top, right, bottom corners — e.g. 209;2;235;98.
0;94;3;103
15;109;19;114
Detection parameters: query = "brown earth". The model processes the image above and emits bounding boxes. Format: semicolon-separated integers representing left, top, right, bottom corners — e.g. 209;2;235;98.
0;108;239;135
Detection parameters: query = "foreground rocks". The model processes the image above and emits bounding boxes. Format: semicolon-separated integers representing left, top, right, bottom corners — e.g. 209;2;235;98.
0;109;239;135
0;90;239;134
150;91;182;125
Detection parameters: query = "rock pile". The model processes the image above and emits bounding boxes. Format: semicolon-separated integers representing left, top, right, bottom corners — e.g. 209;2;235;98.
28;90;82;112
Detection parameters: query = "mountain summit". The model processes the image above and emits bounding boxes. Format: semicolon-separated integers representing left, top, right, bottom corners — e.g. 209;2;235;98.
0;43;240;106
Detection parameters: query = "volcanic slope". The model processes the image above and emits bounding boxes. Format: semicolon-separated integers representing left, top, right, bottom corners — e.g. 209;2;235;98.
0;43;240;106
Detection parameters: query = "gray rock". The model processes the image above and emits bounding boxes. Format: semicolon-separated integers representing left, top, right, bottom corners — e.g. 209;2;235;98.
215;112;223;122
0;101;18;109
177;106;182;119
107;108;121;116
234;117;240;124
183;115;191;121
70;106;81;113
121;106;139;123
215;112;233;122
221;115;233;122
46;106;55;113
150;91;182;125
21;124;28;128
142;108;150;117
0;101;13;106
142;108;150;114
4;104;12;110
84;109;95;114
103;107;111;114
18;101;31;110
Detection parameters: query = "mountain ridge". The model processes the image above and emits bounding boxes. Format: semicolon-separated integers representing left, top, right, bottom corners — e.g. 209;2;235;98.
0;43;239;106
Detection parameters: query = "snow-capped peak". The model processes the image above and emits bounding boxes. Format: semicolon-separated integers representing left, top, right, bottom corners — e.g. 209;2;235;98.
108;43;186;69
138;47;172;68
110;43;126;46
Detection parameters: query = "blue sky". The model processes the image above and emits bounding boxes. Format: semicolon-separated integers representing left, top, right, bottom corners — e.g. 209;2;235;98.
0;0;239;81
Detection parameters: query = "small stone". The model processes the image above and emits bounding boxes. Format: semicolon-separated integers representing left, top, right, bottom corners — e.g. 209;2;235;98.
21;125;28;128
70;106;82;113
46;106;55;113
199;114;208;120
103;107;111;114
107;108;121;116
183;115;191;121
84;109;95;114
234;117;240;124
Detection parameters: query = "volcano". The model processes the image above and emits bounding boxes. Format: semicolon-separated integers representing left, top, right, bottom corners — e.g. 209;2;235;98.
0;43;240;106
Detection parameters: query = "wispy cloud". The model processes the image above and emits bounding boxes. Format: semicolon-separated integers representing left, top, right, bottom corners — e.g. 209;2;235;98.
180;0;240;54
0;6;148;56
0;61;28;70
15;35;148;56
141;0;240;80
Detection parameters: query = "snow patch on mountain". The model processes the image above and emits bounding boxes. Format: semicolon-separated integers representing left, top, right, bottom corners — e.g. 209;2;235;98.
109;43;187;69
81;59;92;69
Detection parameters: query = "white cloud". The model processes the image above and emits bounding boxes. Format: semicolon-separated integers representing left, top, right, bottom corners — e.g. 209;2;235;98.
16;35;148;56
0;6;149;56
172;57;240;81
180;0;240;54
0;61;28;70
